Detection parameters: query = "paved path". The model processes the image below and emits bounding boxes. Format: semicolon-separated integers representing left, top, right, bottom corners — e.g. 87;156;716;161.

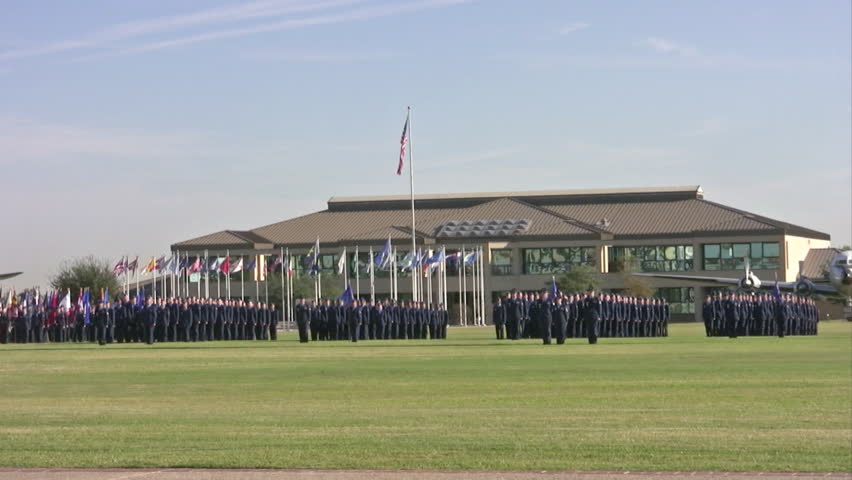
0;470;848;480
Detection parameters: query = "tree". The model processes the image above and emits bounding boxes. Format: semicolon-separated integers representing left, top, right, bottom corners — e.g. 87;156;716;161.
618;258;655;298
265;273;343;306
622;274;655;298
557;265;601;294
50;256;121;301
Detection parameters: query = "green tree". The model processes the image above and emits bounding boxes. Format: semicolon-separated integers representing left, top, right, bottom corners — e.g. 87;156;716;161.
50;256;121;301
557;265;601;294
265;273;344;306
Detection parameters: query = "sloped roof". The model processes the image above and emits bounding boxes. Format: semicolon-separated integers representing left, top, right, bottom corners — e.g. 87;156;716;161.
801;248;840;279
172;186;830;249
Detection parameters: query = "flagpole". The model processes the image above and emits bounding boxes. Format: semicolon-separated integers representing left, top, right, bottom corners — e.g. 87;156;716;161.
241;256;245;300
472;247;478;325
255;255;260;302
355;245;361;300
480;246;486;326
442;246;448;309
226;250;231;300
406;106;418;302
280;247;285;325
369;246;375;303
284;248;290;329
216;258;221;299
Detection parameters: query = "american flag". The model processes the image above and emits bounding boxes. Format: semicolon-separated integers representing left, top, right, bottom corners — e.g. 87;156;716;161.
396;111;409;175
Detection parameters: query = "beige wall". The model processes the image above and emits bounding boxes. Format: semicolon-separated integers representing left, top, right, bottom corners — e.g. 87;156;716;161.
783;235;831;281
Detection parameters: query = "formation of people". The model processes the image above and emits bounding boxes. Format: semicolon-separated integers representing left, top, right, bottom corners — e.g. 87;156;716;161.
492;290;670;345
293;298;449;343
0;295;280;345
702;292;819;338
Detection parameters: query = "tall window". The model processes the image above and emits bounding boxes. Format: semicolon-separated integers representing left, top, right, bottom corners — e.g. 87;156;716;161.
491;249;513;275
702;242;779;270
655;287;695;314
608;246;693;272
523;247;595;275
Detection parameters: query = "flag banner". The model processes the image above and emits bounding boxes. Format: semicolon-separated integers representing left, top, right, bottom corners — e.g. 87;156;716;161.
339;284;355;305
397;112;409;175
231;257;244;274
113;257;126;274
220;256;231;275
127;257;139;272
375;238;392;269
337;248;347;275
142;257;157;274
155;256;166;271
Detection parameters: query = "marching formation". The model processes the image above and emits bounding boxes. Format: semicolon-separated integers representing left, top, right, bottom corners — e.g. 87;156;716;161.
493;290;671;344
0;294;280;345
702;292;819;338
293;298;449;343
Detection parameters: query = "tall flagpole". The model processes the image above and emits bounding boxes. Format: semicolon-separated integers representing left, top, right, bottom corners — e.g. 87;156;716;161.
480;246;486;326
369;246;375;303
442;246;448;309
280;247;285;323
406;106;418;302
240;256;245;300
355;245;361;300
461;246;467;326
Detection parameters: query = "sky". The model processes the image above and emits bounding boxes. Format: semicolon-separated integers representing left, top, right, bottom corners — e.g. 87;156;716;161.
0;0;850;290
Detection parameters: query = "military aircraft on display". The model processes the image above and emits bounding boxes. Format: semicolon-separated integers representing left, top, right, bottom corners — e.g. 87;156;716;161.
633;250;852;320
0;272;22;281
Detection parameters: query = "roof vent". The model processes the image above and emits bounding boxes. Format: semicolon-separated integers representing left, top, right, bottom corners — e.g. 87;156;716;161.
435;219;532;238
596;218;611;228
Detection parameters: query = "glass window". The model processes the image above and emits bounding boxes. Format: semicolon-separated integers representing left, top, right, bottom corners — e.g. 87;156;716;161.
704;244;720;259
655;287;695;314
733;243;750;258
491;249;513;276
702;242;779;270
523;247;595;274
608;246;693;272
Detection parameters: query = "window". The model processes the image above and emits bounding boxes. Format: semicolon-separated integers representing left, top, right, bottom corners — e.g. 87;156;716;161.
491;249;513;276
523;247;595;275
702;242;779;270
608;246;693;272
655;287;695;314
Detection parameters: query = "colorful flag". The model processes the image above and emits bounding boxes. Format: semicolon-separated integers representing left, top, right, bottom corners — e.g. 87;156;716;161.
188;257;201;273
548;277;559;300
58;289;71;310
397;111;409;175
245;257;256;273
220;256;231;275
126;257;139;273
287;256;295;275
305;238;320;275
83;289;91;325
231;257;244;274
113;257;126;274
142;257;157;274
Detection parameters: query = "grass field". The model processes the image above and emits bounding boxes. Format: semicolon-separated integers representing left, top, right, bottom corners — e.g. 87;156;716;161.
0;322;849;472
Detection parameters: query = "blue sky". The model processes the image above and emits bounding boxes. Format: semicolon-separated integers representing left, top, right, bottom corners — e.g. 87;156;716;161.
1;0;850;289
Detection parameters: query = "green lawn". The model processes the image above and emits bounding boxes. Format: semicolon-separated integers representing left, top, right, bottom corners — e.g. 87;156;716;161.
0;322;849;472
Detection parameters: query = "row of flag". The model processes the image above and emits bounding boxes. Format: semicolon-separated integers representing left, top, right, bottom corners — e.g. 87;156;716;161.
0;287;122;324
113;239;480;279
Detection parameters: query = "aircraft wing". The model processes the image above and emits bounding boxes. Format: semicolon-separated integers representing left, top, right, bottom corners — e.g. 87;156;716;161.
632;273;741;285
0;272;22;281
633;273;837;294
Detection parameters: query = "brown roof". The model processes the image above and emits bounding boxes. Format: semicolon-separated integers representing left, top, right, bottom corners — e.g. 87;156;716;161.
801;248;840;278
172;186;830;250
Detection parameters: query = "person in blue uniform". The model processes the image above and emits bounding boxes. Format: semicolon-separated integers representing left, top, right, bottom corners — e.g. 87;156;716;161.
582;290;601;344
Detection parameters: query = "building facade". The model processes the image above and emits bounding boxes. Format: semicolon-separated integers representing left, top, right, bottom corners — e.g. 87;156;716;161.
172;186;831;322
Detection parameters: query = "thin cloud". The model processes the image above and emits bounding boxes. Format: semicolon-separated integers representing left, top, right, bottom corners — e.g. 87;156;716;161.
245;49;406;62
0;0;370;61
638;37;699;57
558;22;589;35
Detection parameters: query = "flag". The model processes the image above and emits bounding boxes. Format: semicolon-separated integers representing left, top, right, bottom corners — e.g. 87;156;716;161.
245;257;257;273
126;257;139;273
548;277;559;300
220;256;231;275
771;282;782;302
287;256;295;275
375;237;391;269
269;255;283;273
337;248;347;275
83;289;91;325
188;257;201;273
338;284;355;306
209;257;221;273
397;111;409;175
428;250;444;271
163;256;176;273
399;251;416;270
113;257;126;274
135;292;144;308
231;257;244;274
464;250;478;265
58;289;71;310
101;288;109;304
304;238;320;275
142;257;157;274
155;256;166;271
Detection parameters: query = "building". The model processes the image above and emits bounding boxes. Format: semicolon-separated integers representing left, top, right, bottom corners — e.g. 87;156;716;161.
172;186;831;322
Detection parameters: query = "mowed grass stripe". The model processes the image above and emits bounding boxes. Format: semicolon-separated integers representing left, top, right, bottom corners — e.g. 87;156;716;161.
0;322;849;472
